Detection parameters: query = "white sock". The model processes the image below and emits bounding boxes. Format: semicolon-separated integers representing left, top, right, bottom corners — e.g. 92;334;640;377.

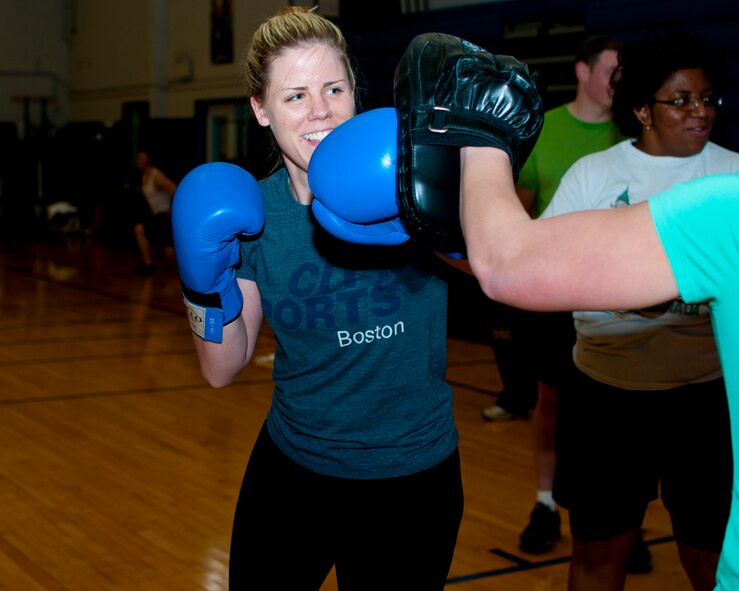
537;491;557;511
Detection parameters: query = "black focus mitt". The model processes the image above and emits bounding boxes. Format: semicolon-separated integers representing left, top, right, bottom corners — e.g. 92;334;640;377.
394;33;544;253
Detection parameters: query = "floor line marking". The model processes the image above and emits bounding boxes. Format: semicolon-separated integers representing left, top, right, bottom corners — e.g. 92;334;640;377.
446;536;676;584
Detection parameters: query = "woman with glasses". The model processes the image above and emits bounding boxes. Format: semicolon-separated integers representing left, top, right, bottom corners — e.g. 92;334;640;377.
538;30;739;591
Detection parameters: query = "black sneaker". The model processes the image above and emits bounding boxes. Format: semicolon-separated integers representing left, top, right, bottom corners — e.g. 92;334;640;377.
625;529;653;574
519;502;561;554
132;264;157;275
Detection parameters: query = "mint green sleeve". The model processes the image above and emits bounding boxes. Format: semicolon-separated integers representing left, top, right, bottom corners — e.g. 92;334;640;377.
649;173;739;304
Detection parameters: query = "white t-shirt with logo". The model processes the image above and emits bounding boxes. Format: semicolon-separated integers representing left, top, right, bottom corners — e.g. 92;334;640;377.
542;140;739;389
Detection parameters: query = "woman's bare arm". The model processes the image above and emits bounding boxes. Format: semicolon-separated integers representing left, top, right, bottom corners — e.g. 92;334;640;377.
191;278;264;387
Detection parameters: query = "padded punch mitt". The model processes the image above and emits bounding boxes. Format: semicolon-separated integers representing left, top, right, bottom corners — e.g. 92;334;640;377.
394;32;544;253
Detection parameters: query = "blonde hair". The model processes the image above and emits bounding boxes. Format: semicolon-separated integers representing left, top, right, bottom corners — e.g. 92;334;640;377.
241;6;356;104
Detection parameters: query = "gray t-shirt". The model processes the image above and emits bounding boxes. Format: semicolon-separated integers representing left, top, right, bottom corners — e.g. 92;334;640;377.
237;167;457;479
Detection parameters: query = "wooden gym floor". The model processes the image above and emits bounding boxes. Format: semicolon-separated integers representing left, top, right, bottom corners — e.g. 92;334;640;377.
0;232;694;590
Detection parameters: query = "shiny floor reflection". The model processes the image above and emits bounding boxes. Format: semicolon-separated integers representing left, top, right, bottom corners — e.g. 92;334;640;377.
0;234;689;590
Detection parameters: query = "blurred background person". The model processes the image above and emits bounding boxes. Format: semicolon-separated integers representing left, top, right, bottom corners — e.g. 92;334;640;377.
130;149;177;275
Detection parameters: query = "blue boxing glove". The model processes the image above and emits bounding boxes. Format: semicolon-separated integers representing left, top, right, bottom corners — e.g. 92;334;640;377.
308;108;411;246
172;162;264;342
311;201;411;245
309;107;465;258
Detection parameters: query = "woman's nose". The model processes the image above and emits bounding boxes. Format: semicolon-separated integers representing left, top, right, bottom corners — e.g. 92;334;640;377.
308;95;330;120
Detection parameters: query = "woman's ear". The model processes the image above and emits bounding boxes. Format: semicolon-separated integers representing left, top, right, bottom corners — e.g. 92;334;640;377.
250;97;270;127
633;104;652;127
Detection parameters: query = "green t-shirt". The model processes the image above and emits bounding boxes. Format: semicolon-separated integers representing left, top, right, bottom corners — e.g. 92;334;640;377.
518;103;625;217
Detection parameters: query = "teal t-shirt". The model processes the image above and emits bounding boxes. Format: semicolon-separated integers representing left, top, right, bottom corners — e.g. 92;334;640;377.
518;104;625;217
650;173;739;590
236;168;457;479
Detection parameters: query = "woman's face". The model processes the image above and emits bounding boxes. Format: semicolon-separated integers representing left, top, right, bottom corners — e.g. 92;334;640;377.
635;68;717;157
250;43;355;182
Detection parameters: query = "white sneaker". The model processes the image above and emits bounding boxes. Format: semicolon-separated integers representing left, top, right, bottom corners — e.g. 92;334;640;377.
481;404;518;422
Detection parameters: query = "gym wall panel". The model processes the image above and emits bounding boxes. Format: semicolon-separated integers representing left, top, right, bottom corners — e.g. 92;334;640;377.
68;0;288;123
70;0;152;91
0;0;68;132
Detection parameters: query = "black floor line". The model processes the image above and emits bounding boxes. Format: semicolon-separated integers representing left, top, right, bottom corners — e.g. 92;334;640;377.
446;536;676;584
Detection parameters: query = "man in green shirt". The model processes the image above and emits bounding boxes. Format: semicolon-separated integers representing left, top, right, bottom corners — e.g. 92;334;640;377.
482;36;650;572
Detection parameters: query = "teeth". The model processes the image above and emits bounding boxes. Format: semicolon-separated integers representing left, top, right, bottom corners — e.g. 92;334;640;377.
304;130;330;141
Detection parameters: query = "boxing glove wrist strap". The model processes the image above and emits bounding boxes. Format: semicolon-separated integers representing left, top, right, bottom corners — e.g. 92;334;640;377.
181;281;243;343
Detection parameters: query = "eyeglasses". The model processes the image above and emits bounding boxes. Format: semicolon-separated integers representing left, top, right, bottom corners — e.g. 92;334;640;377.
652;94;723;111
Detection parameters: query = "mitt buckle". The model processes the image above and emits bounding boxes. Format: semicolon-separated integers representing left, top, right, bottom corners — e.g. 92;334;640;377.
428;106;450;133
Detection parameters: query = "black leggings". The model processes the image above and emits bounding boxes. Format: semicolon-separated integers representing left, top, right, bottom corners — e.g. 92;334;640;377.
229;425;464;591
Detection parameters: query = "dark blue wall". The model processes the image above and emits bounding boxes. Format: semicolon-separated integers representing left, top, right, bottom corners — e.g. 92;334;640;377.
342;0;739;151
